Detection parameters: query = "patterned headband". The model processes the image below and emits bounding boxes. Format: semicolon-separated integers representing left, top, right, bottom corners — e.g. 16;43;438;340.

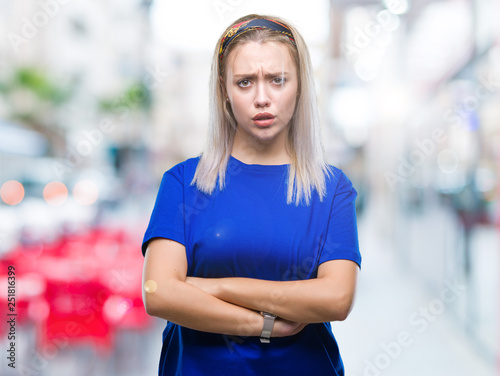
218;18;296;63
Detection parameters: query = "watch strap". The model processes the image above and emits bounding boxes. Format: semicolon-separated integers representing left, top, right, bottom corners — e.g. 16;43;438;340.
259;312;277;343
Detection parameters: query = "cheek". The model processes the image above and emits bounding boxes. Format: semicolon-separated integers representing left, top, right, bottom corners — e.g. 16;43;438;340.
278;90;298;116
230;95;250;119
231;96;244;112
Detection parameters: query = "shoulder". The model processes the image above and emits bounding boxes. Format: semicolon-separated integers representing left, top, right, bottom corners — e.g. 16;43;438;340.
325;164;356;196
163;155;202;183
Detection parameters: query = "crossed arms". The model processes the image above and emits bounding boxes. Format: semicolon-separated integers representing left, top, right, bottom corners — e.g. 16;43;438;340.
142;238;359;338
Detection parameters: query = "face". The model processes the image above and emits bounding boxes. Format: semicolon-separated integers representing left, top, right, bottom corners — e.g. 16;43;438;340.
224;41;298;148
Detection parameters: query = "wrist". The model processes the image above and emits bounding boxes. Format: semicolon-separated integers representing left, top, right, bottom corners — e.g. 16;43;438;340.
233;310;264;337
259;311;277;343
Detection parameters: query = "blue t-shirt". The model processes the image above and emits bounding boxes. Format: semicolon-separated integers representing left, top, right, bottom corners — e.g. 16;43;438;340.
142;154;361;376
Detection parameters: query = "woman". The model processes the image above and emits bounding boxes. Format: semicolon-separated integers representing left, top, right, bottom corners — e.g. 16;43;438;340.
141;14;361;376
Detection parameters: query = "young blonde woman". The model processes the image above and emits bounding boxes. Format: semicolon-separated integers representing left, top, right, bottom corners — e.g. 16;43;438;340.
141;14;361;376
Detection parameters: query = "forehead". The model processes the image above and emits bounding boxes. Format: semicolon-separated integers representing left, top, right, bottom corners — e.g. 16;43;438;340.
227;41;295;74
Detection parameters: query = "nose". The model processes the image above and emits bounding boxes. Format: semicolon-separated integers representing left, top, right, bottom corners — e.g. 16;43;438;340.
254;81;271;108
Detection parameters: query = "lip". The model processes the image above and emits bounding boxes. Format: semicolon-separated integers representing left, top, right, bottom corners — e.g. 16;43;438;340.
252;112;275;121
252;112;276;127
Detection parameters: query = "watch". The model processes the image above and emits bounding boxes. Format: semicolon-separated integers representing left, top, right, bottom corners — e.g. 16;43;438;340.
259;311;277;343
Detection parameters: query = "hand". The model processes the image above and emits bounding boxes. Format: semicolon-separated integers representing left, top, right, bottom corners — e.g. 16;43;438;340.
271;317;307;337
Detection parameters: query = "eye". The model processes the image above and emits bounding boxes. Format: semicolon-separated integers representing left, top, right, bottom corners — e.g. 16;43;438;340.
237;79;251;88
273;76;286;85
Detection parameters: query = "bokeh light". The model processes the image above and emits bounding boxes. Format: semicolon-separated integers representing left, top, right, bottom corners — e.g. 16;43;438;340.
103;295;133;324
1;180;25;205
73;180;99;206
43;181;68;206
144;280;158;293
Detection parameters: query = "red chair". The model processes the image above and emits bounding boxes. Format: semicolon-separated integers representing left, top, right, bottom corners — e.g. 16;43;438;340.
37;280;114;356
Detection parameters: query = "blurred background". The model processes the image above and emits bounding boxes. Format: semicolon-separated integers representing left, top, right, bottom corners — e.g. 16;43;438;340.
0;0;498;375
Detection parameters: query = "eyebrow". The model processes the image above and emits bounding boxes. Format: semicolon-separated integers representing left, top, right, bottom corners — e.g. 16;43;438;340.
232;72;289;80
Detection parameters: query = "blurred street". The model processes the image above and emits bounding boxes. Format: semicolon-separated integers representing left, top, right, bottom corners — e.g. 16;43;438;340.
335;196;498;376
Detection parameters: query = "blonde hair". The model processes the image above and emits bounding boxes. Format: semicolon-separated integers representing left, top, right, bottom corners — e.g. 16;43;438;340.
190;13;333;206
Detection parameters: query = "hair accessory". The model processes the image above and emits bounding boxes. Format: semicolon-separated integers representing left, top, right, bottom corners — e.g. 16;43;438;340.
219;18;295;63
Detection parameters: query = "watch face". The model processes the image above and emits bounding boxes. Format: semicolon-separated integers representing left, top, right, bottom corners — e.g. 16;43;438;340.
261;311;277;318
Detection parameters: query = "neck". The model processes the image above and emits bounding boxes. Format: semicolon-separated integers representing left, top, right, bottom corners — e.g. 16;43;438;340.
231;130;290;165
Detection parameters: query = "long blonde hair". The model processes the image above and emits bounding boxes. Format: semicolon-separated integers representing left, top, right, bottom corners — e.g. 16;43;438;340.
190;13;333;206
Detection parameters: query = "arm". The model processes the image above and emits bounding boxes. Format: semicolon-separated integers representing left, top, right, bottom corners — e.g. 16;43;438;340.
142;238;306;337
186;259;359;323
186;170;361;323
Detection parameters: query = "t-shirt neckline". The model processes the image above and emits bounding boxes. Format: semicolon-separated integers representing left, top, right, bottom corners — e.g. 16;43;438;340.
229;154;290;171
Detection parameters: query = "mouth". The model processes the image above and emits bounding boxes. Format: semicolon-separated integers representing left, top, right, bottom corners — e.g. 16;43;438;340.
252;112;276;127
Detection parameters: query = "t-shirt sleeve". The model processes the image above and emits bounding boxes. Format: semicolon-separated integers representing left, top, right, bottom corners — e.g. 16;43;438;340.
141;170;185;257
318;170;361;268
